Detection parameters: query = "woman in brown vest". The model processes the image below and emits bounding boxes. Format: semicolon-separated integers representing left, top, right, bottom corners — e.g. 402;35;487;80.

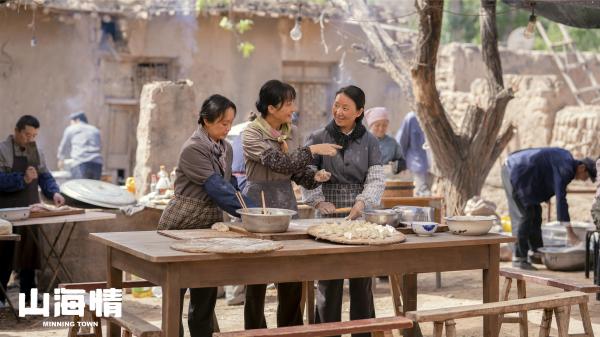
158;94;251;337
242;79;340;329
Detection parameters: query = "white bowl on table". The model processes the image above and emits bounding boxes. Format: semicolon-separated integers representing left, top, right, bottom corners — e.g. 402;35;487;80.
445;215;495;236
411;221;438;236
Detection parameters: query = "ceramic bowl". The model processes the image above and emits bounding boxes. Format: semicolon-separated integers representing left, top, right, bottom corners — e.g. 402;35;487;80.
445;215;495;236
411;221;438;236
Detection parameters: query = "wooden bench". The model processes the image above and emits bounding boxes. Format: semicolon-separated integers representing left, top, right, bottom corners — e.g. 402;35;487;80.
499;268;600;337
213;316;413;337
406;291;594;337
60;281;162;337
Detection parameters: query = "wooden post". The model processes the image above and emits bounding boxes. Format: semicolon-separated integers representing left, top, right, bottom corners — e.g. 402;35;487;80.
516;280;528;337
579;302;594;337
445;320;457;337
483;244;500;337
402;273;421;337
539;308;553;337
433;321;444;337
554;306;569;337
162;265;181;337
106;248;123;337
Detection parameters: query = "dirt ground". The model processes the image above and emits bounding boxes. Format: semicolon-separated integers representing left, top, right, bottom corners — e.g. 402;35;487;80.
1;186;599;337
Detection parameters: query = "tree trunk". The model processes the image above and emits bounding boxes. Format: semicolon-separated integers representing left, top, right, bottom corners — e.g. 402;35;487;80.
410;0;515;215
338;0;515;215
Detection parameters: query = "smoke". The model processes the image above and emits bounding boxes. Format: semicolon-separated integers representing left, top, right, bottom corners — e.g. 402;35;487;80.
173;0;198;76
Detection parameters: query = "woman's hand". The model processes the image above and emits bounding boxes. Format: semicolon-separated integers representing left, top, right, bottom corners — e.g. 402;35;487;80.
53;193;65;207
314;169;331;182
347;200;365;220
309;144;342;157
316;201;336;215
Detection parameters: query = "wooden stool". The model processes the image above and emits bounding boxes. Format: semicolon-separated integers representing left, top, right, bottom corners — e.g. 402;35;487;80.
214;316;413;337
500;268;600;337
406;291;594;337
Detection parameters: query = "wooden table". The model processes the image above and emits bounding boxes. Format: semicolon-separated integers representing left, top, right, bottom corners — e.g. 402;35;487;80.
91;230;514;337
12;211;116;291
158;219;448;242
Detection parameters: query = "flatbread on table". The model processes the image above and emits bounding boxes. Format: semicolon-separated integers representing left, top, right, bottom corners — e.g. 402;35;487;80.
170;237;283;254
307;220;406;245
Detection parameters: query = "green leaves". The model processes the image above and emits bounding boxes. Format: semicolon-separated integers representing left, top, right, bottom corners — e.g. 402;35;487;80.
219;17;234;31
238;42;256;58
219;16;255;57
235;19;254;34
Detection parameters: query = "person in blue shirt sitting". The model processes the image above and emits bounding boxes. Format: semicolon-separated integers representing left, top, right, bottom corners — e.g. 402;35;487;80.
501;147;596;270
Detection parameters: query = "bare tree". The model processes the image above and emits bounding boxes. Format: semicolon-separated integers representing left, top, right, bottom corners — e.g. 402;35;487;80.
336;0;515;215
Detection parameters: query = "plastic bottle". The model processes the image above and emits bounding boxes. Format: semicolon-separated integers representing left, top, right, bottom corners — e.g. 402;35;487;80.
158;165;169;180
501;215;512;233
152;286;162;298
125;177;136;194
131;275;153;298
150;174;157;193
156;166;171;195
169;167;177;190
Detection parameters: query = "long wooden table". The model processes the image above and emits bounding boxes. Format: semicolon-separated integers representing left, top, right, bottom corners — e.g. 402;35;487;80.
91;230;514;337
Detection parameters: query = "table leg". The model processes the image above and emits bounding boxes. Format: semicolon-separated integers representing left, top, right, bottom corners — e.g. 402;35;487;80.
483;244;500;337
45;223;77;291
0;282;19;322
162;270;181;337
33;223;74;288
106;248;123;337
28;226;70;287
402;273;422;337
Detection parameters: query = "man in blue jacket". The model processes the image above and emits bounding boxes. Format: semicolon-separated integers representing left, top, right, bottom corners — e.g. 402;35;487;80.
502;147;596;270
0;115;64;305
57;111;103;179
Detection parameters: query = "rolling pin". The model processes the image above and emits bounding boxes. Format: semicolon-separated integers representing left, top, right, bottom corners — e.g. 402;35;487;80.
333;207;352;214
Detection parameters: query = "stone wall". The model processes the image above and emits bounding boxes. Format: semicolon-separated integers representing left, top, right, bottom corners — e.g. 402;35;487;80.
0;8;408;178
134;80;197;197
551;105;600;159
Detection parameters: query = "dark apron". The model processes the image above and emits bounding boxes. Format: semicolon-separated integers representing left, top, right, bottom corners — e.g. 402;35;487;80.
316;182;375;337
0;139;41;270
243;179;298;212
321;183;364;217
243;179;303;329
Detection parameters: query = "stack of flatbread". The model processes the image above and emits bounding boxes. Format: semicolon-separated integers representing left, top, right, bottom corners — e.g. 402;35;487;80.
29;203;76;212
170;237;283;254
308;220;406;245
0;219;12;235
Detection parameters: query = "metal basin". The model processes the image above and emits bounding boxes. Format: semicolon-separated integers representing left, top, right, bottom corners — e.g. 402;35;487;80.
237;208;297;233
538;246;586;271
364;209;400;227
392;206;434;227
